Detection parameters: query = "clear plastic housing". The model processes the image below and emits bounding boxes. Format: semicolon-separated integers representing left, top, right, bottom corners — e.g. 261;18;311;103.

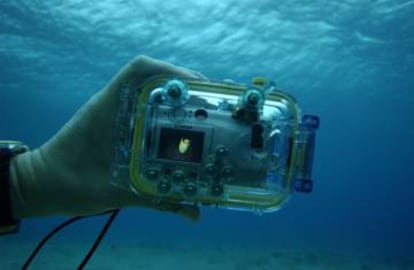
112;77;319;213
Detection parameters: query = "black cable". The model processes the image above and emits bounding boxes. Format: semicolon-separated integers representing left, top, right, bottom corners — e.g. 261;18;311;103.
21;215;85;270
21;210;118;270
78;209;120;269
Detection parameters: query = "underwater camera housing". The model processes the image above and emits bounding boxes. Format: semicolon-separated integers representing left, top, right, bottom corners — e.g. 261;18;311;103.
112;77;319;213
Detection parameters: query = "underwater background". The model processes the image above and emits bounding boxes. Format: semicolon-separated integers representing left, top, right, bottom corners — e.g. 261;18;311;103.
1;0;413;269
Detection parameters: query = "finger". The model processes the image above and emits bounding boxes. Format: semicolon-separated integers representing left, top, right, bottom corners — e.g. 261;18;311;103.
132;55;193;77
104;55;208;97
126;55;205;85
133;55;208;80
185;68;208;80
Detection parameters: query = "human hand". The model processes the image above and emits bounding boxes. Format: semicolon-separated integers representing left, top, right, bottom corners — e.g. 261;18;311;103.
10;55;205;220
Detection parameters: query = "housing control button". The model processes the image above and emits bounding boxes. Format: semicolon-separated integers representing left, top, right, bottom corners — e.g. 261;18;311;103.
158;181;171;193
211;183;224;196
145;168;159;180
172;169;185;181
216;145;229;157
204;163;217;176
221;166;233;178
183;183;197;196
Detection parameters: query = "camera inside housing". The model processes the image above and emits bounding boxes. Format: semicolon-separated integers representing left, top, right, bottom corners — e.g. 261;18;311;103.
138;79;293;200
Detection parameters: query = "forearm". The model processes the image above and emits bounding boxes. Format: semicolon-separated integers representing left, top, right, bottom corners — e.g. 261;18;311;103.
9;148;146;219
9;149;117;218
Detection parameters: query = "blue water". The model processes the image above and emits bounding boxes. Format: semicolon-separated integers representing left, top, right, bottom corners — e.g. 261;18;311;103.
1;0;414;267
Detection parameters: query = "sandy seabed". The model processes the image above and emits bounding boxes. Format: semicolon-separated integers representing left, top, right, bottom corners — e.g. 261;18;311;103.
1;241;413;270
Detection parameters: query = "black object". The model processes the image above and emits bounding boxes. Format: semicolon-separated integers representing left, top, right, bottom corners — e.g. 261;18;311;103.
0;148;20;234
302;115;320;129
251;124;264;149
293;178;313;193
232;108;259;123
194;109;208;120
78;209;120;269
21;209;120;270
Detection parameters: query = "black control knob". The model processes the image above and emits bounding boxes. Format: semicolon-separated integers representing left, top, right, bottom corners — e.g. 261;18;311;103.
221;166;233;178
168;85;181;98
211;183;224;196
158;181;171;193
247;92;260;106
216;145;229;158
183;183;197;196
145;168;159;180
204;163;217;177
172;170;185;181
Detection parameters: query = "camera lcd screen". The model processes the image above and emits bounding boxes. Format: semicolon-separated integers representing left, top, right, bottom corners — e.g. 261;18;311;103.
157;127;205;163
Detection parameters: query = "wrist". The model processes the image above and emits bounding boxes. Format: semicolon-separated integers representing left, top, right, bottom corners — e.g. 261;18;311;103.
9;150;34;219
0;141;29;234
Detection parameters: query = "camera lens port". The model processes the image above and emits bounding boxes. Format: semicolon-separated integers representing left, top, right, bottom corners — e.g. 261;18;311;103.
194;109;208;120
